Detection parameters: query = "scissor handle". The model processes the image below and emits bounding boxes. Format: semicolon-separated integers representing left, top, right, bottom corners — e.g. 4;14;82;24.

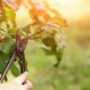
16;30;28;73
18;51;26;73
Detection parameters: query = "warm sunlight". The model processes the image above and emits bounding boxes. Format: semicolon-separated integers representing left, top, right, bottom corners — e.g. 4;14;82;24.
0;0;90;90
56;0;90;22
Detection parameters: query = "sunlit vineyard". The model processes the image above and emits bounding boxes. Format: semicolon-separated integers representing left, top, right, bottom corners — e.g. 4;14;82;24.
0;0;90;90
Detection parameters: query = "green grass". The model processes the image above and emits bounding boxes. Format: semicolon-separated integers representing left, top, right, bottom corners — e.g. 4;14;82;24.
21;40;90;90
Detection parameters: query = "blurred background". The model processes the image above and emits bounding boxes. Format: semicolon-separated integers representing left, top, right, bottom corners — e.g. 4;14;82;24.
9;0;90;90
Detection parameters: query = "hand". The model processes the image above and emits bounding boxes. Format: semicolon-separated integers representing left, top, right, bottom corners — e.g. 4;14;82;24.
0;72;32;90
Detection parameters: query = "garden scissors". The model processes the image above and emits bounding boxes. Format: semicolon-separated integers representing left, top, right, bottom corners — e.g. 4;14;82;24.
0;26;44;83
0;30;28;83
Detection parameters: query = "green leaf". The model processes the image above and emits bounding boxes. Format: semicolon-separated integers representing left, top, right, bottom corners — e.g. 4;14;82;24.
0;3;17;35
0;36;15;55
11;58;28;76
11;62;20;76
3;4;16;22
0;51;10;74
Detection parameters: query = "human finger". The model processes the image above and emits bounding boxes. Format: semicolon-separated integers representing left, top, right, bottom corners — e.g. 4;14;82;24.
14;72;28;84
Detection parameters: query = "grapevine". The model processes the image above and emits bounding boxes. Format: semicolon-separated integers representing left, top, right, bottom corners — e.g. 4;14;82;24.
0;0;67;83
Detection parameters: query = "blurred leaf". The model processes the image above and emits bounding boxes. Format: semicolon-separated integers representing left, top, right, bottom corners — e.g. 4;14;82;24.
0;51;9;74
3;4;16;22
11;62;20;76
0;0;66;80
0;2;17;37
2;0;19;10
0;36;15;55
4;4;17;33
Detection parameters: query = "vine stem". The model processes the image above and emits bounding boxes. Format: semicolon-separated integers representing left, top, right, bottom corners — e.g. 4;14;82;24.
26;29;44;40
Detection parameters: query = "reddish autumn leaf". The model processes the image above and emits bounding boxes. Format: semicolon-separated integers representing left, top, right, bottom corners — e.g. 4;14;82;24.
2;0;19;10
28;0;67;27
2;0;67;27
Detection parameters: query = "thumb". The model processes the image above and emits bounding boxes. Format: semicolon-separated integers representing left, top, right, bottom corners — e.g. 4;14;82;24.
14;72;28;84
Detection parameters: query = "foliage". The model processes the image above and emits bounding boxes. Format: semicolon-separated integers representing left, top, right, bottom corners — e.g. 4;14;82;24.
0;0;67;80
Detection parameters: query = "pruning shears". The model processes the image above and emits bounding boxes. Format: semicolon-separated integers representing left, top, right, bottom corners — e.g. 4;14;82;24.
0;23;45;83
0;30;28;83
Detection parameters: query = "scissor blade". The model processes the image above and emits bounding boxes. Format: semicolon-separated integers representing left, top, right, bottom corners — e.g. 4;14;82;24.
0;50;17;83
